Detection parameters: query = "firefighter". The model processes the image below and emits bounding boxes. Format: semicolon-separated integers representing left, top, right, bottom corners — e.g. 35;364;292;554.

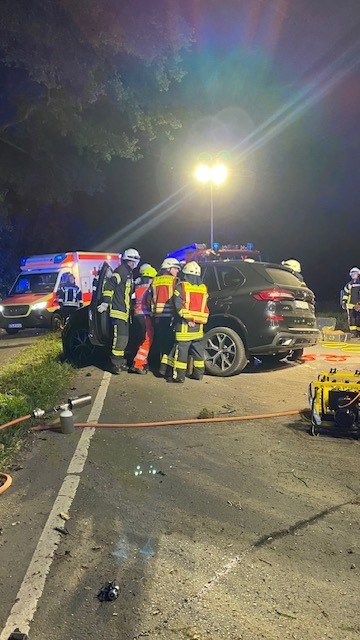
57;273;82;326
97;248;141;374
281;259;305;283
151;257;181;374
341;267;360;337
167;261;209;383
129;264;157;374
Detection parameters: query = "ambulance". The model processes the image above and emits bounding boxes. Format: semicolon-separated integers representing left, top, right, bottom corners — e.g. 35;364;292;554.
0;251;120;334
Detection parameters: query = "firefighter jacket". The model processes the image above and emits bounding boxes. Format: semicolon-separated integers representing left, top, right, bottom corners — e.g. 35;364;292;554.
151;273;177;317
102;262;133;321
173;279;209;342
134;277;152;316
58;285;82;307
342;280;360;310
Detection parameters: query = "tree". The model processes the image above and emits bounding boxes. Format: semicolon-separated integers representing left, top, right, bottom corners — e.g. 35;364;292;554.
0;0;193;205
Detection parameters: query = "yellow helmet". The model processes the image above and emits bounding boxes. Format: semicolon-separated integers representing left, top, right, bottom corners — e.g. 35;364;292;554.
182;261;201;276
282;259;301;273
140;265;157;278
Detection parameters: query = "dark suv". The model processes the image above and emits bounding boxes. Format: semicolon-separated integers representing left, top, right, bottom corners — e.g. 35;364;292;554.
62;261;319;376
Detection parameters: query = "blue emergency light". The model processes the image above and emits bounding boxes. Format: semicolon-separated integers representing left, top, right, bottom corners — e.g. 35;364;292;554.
212;242;220;250
54;253;67;263
246;243;254;250
20;256;28;266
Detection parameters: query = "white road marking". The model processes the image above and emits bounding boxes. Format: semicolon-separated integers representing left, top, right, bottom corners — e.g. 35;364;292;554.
0;371;112;639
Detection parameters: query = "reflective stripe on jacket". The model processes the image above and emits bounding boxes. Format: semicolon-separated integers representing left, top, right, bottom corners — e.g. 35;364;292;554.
102;262;133;321
173;280;209;342
151;274;177;317
342;281;360;309
134;282;152;316
58;285;82;307
173;281;209;324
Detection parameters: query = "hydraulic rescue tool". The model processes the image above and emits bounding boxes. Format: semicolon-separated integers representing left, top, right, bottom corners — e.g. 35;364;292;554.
308;368;360;437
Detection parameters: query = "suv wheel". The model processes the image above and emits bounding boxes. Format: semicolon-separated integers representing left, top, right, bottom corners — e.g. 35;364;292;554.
63;326;95;366
205;327;247;377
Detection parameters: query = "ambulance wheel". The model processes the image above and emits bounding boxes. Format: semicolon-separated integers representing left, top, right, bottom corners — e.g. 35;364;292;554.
205;327;247;377
51;312;62;331
5;328;20;335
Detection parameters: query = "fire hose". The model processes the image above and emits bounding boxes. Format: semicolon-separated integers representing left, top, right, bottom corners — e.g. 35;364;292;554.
0;395;304;494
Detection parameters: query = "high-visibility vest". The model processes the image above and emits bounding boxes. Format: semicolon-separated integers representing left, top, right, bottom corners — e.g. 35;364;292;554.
152;274;176;317
175;281;209;325
134;282;152;316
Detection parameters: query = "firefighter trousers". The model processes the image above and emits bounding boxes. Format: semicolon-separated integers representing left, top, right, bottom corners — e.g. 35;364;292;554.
133;315;154;370
152;316;175;372
172;338;205;381
110;318;129;366
347;308;360;334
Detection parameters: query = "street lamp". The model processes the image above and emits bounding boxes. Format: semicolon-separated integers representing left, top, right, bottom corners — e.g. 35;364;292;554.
194;163;228;248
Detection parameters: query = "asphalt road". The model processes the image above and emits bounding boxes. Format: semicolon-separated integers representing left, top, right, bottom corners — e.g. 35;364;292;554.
1;343;360;640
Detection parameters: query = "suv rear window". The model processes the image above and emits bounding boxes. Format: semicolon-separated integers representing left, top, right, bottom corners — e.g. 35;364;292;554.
265;267;304;287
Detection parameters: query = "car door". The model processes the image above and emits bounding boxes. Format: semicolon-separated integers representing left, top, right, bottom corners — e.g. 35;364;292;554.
88;262;112;347
210;264;246;314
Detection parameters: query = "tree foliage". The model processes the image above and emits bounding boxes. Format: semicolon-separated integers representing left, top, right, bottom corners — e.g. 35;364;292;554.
0;0;193;205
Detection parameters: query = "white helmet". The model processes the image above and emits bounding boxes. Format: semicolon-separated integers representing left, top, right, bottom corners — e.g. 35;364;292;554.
123;248;140;267
182;261;201;276
282;259;301;273
350;266;360;275
161;257;181;270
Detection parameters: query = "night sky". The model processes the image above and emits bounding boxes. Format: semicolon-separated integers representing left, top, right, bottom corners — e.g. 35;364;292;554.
2;1;360;305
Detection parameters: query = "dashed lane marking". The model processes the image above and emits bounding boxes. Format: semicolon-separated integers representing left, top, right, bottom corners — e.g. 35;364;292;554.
0;371;112;639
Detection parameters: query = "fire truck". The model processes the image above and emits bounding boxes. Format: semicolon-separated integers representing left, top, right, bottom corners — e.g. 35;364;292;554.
167;242;262;263
0;251;120;334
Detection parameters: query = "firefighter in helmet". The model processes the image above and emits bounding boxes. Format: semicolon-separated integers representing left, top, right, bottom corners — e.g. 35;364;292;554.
97;248;141;374
57;273;82;327
151;256;181;374
130;264;157;374
167;261;209;383
341;266;360;337
281;259;305;283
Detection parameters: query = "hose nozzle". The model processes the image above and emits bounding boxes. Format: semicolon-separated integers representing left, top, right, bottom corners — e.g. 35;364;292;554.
54;394;92;413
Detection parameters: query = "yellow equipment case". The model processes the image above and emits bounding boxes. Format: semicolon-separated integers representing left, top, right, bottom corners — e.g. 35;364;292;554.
308;368;360;436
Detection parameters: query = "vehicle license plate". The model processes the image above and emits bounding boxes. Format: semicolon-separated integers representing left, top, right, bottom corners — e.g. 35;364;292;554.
8;323;22;329
295;300;308;310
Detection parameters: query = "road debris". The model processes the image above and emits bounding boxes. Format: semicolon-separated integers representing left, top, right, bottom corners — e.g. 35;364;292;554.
97;580;120;602
54;526;69;535
197;408;214;419
59;512;70;521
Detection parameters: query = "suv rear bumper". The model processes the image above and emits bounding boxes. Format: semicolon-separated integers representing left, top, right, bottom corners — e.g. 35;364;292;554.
249;328;320;355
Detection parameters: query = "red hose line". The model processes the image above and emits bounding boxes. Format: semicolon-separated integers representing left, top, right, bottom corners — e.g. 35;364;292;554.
31;409;301;432
0;414;32;431
0;472;12;495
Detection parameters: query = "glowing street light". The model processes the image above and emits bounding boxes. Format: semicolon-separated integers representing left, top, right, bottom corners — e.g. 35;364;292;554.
194;163;228;248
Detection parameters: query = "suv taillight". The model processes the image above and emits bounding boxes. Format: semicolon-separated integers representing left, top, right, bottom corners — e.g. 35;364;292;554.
252;289;295;301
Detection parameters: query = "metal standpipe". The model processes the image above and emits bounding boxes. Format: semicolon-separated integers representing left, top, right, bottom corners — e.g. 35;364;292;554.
55;394;92;434
60;410;75;434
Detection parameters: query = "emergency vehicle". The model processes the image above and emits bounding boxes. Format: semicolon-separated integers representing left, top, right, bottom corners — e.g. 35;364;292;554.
167;243;262;263
0;251;120;334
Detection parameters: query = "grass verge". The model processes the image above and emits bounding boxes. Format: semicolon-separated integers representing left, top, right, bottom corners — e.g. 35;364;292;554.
0;333;74;468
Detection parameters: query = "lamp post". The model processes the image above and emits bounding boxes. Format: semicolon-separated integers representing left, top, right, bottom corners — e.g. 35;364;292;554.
194;163;227;248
